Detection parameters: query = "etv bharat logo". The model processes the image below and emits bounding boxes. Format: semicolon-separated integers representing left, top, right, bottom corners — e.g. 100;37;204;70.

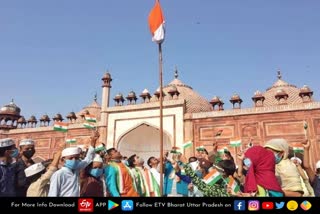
78;198;94;212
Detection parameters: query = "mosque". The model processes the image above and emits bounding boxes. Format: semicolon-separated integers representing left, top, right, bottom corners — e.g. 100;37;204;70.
0;69;319;168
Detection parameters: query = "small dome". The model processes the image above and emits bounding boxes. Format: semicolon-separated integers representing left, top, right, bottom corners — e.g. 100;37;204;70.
102;72;112;80
40;114;50;122
66;112;77;119
230;93;242;101
27;115;37;123
17;116;26;123
275;89;288;96
0;100;21;116
53;113;64;121
114;93;125;101
127;91;137;99
300;85;312;93
210;96;222;104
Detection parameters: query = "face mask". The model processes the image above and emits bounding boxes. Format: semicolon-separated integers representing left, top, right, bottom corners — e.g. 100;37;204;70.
64;159;80;170
274;153;282;164
23;149;35;159
90;168;103;178
10;149;19;158
243;158;252;168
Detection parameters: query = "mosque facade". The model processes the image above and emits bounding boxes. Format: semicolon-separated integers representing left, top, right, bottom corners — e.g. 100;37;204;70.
0;70;319;168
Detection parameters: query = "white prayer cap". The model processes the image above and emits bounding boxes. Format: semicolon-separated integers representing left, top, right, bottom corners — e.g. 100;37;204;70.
24;163;45;177
189;160;199;171
93;154;103;163
0;138;15;148
61;147;80;158
290;157;302;165
19;139;35;146
316;160;320;169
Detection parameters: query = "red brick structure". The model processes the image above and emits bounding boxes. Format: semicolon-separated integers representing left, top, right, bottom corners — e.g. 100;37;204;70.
0;70;319;169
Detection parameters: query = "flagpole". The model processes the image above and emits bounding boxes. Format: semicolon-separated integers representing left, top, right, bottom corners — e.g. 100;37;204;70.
158;42;164;196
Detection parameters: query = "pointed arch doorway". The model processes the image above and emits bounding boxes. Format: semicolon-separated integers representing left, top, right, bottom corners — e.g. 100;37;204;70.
117;123;172;163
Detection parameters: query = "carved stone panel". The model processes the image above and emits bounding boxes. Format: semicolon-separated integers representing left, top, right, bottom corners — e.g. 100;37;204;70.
265;121;305;136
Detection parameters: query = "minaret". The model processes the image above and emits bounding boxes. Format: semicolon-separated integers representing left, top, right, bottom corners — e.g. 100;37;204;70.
100;72;112;144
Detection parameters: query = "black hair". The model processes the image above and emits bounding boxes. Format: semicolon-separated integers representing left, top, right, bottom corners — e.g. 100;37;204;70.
188;156;197;163
106;148;116;156
217;160;236;176
147;156;156;168
0;145;14;157
127;154;137;168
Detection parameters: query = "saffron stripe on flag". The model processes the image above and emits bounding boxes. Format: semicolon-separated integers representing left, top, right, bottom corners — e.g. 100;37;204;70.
148;0;165;43
203;168;222;185
85;114;96;123
53;122;68;132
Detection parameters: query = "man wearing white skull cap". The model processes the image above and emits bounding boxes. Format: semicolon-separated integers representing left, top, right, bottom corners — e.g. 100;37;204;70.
48;130;99;197
25;150;61;197
16;138;36;196
80;154;105;197
0;138;18;196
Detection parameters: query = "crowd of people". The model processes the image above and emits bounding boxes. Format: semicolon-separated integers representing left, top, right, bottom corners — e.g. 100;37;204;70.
0;130;319;197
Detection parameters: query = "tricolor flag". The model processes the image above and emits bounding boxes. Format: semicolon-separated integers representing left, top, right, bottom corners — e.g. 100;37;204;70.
66;138;76;144
53;122;68;132
293;146;304;153
228;176;240;193
182;141;193;149
230;138;241;147
83;123;95;129
203;168;222;186
148;0;165;43
85;114;96;123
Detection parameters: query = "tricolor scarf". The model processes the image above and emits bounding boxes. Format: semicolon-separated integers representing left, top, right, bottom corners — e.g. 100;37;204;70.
145;169;161;197
109;161;138;194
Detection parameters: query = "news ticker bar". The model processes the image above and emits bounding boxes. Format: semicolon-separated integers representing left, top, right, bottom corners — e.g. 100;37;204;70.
2;197;319;213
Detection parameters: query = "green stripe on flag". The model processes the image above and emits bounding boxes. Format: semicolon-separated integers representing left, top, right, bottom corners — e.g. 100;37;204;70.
66;139;76;144
182;141;192;149
83;123;95;129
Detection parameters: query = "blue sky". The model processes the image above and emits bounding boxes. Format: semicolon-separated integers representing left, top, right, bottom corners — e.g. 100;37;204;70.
1;0;319;119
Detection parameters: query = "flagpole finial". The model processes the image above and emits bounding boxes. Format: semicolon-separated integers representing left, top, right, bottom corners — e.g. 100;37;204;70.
174;66;178;79
277;69;282;79
94;92;97;102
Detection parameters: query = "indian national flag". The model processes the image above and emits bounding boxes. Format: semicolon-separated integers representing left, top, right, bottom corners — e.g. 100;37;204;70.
203;168;222;186
148;0;165;44
85;114;96;123
228;176;240;193
53;122;68;132
83;123;95;129
66;138;76;144
293;146;304;153
230;138;241;147
182;141;193;149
